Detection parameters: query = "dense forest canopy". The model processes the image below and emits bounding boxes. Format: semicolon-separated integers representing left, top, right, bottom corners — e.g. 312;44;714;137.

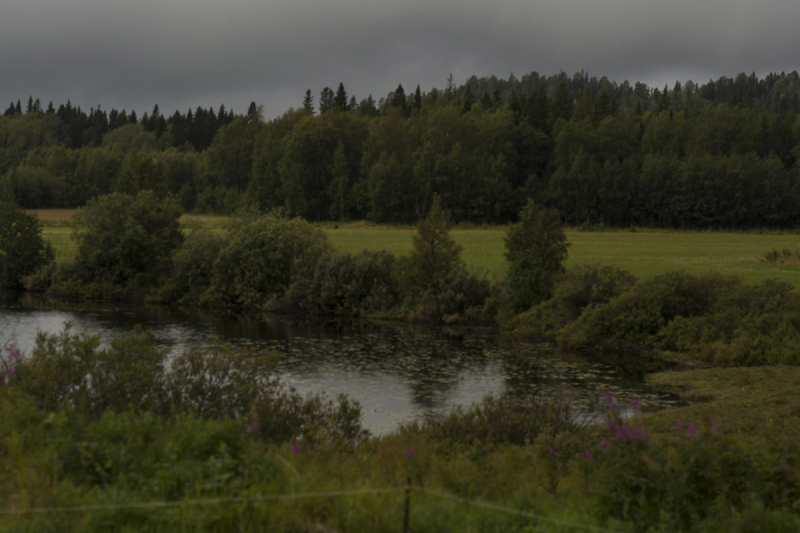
2;70;800;228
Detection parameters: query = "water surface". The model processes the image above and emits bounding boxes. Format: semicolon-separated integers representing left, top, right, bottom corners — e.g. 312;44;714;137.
0;293;680;434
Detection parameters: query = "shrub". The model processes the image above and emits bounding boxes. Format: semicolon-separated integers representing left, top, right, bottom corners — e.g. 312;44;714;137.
0;200;53;290
401;392;585;451
251;390;368;449
71;191;183;286
17;325;167;416
286;249;399;315
166;342;278;419
514;264;636;334
405;268;500;323
561;272;738;352
207;216;332;308
504;200;569;313
161;229;227;304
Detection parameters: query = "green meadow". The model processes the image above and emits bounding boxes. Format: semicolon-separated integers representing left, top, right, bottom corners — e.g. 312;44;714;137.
38;210;800;287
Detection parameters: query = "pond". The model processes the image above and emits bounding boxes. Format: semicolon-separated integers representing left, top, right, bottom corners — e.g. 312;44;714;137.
0;293;681;434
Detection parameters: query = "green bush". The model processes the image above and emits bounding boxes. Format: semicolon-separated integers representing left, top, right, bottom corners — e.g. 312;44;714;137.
71;191;183;286
286;249;399;315
561;272;738;352
207;215;332;308
161;229;227;304
166;342;278;419
17;325;167;416
251;390;368;449
514;264;636;334
0;200;53;290
404;268;500;323
404;392;585;450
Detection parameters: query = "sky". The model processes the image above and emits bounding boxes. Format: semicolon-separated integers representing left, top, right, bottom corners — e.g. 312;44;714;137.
1;0;798;120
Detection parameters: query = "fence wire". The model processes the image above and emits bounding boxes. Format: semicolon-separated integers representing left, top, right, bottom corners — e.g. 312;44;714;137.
0;484;622;532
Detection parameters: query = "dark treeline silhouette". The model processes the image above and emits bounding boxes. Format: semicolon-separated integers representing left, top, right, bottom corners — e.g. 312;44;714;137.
2;70;800;229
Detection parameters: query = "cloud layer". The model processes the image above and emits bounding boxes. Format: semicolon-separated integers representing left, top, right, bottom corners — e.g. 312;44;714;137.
2;0;797;118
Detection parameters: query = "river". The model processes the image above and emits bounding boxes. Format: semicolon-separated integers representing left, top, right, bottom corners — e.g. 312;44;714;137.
0;292;680;434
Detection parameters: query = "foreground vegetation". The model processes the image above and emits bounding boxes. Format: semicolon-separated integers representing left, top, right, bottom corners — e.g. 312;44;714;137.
1;328;800;532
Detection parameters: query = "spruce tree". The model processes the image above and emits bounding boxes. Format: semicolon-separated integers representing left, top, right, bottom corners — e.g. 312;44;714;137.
302;89;315;114
553;82;574;121
334;82;348;111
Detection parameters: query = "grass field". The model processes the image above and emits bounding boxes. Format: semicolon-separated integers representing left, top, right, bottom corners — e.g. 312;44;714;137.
34;210;800;287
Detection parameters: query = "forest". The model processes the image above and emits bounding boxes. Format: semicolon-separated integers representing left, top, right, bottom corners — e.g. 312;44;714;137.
2;70;800;229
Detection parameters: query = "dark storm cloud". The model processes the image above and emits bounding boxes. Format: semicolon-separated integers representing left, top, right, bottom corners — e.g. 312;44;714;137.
1;0;798;118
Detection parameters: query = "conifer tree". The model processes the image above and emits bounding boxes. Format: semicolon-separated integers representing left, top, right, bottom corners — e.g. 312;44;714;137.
334;82;348;111
302;89;315;114
319;87;334;114
414;85;422;112
553;82;574;121
480;90;492;111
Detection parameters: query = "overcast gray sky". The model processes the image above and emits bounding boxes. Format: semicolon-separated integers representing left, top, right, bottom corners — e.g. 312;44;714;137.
1;0;798;119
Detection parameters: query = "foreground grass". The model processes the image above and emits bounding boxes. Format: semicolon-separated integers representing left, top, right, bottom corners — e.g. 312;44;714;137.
644;366;800;445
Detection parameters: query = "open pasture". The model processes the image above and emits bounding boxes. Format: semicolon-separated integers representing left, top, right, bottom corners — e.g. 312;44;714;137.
327;226;800;286
34;209;800;287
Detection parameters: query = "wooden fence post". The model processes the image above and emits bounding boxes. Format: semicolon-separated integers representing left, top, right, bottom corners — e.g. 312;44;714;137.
402;477;411;533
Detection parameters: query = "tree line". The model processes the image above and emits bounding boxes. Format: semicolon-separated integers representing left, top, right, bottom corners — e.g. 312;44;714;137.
2;70;800;228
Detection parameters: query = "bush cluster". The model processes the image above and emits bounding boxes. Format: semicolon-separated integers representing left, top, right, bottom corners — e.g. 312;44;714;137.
35;192;519;323
0;200;53;290
10;325;367;448
517;266;800;366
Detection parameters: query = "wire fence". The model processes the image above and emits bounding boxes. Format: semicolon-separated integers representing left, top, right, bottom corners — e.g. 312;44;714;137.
0;483;622;532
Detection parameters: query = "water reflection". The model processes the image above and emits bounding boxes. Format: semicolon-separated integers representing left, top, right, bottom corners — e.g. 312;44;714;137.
0;292;680;434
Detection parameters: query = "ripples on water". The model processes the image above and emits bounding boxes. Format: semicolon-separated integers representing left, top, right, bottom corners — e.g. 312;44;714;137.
0;293;681;434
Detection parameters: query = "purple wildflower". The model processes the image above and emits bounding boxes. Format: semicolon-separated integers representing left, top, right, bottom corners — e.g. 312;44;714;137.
9;349;21;361
7;369;15;378
687;424;698;438
549;447;558;457
247;420;259;434
406;447;416;458
675;420;685;429
600;439;609;449
710;419;721;433
291;443;301;454
584;451;594;459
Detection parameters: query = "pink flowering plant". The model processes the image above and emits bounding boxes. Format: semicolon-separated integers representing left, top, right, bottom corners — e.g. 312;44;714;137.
595;393;757;532
0;346;22;388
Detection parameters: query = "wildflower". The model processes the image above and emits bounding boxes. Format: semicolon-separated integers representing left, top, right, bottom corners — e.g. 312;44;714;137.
675;420;685;429
291;443;301;454
406;447;416;458
710;419;721;433
7;369;15;378
600;439;609;449
9;349;21;361
584;451;593;459
549;447;558;457
687;424;698;438
247;420;259;434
